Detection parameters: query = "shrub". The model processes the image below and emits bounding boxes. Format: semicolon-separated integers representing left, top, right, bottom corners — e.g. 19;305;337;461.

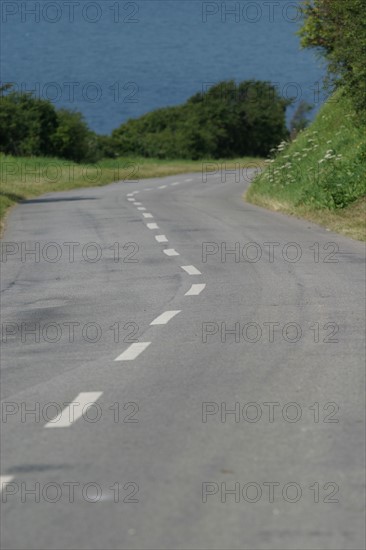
0;86;109;163
112;80;290;159
51;109;94;163
0;87;58;156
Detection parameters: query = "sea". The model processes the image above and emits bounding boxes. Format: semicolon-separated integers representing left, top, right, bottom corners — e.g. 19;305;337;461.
1;0;327;135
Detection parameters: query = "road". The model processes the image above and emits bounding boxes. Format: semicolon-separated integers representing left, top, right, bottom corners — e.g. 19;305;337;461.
1;169;365;550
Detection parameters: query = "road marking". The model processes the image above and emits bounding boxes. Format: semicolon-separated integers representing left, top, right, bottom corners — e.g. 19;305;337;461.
127;198;135;202
181;265;202;275
147;223;159;229
185;178;193;182
171;182;180;186
132;191;140;195
137;207;146;211
155;235;168;243
163;249;180;256
115;342;151;361
185;283;206;295
150;310;181;325
158;185;167;189
127;193;134;197
134;202;142;205
143;213;153;218
44;392;103;428
0;476;14;492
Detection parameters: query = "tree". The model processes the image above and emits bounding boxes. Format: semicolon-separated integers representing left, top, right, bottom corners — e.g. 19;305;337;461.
112;80;290;159
0;88;58;156
51;109;92;162
298;0;366;121
0;85;106;162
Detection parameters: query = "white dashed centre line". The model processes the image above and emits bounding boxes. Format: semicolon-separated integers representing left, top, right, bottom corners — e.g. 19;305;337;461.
146;223;159;229
163;249;180;256
0;476;14;492
127;198;135;202
134;202;142;205
115;342;151;361
171;182;180;186
181;265;202;275
185;178;193;182
143;213;154;218
126;193;134;197
44;392;103;428
155;235;168;243
150;310;181;325
137;207;146;211
185;283;206;295
158;185;167;189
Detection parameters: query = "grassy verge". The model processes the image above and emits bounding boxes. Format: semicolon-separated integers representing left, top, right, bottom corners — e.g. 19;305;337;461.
246;90;366;241
0;155;264;232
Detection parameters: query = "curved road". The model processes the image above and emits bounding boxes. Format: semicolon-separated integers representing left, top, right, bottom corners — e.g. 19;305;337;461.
1;170;365;549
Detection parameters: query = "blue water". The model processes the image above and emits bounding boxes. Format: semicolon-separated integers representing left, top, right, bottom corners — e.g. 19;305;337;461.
2;0;326;134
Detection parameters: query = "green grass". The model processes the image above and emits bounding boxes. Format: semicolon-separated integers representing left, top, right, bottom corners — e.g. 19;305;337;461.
246;90;366;240
0;155;265;232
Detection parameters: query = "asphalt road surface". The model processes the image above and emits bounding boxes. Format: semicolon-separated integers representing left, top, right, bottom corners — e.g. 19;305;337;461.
1;169;365;550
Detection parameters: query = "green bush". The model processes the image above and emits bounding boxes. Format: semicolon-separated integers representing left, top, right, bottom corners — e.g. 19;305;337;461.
51;109;94;163
0;87;58;157
0;86;114;163
1;80;290;162
112;80;290;160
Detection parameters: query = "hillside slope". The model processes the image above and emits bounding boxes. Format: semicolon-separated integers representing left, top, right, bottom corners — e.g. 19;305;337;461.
246;90;366;240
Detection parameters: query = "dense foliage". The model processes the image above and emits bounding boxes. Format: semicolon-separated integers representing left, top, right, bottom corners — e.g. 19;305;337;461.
0;85;58;157
298;0;366;122
111;80;290;159
1;81;290;162
0;86;105;162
